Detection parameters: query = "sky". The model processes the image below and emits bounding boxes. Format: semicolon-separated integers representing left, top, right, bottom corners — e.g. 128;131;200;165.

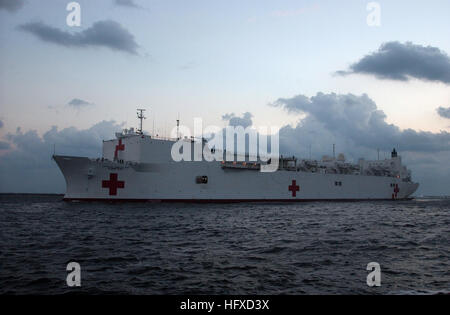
0;0;450;195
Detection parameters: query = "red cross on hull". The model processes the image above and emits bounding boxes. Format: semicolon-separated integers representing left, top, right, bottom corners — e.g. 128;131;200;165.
114;139;125;160
392;184;400;199
288;180;300;197
102;173;125;195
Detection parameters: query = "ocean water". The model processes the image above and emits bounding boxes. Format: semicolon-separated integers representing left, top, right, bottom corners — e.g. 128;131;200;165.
0;194;449;295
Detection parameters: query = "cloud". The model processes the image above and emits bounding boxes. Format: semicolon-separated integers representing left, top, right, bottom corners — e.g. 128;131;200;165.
68;98;94;108
0;0;25;12
337;42;450;84
437;106;450;119
0;121;124;193
271;92;450;195
222;112;253;128
18;20;139;54
114;0;141;9
273;92;450;153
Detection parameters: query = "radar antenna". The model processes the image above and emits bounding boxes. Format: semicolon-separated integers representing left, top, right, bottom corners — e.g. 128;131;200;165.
137;109;146;135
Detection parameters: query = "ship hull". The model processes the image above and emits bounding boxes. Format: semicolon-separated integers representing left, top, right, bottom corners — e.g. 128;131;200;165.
53;155;419;202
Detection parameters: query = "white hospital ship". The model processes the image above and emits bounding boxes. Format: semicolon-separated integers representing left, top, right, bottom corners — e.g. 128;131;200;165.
53;110;419;201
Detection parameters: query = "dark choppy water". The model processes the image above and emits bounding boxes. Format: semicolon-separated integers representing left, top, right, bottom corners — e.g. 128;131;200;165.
0;194;449;295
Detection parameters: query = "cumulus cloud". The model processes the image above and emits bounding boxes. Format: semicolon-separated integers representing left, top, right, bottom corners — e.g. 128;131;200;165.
337;42;450;84
0;121;123;193
271;92;450;195
68;98;94;108
0;0;25;12
437;106;450;119
18;20;139;54
273;92;450;153
114;0;141;9
222;112;253;128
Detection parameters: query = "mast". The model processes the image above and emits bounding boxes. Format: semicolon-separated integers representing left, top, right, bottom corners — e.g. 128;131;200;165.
176;114;180;140
137;109;146;135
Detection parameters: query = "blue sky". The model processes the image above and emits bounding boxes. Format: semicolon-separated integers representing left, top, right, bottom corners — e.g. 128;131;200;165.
0;0;450;194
